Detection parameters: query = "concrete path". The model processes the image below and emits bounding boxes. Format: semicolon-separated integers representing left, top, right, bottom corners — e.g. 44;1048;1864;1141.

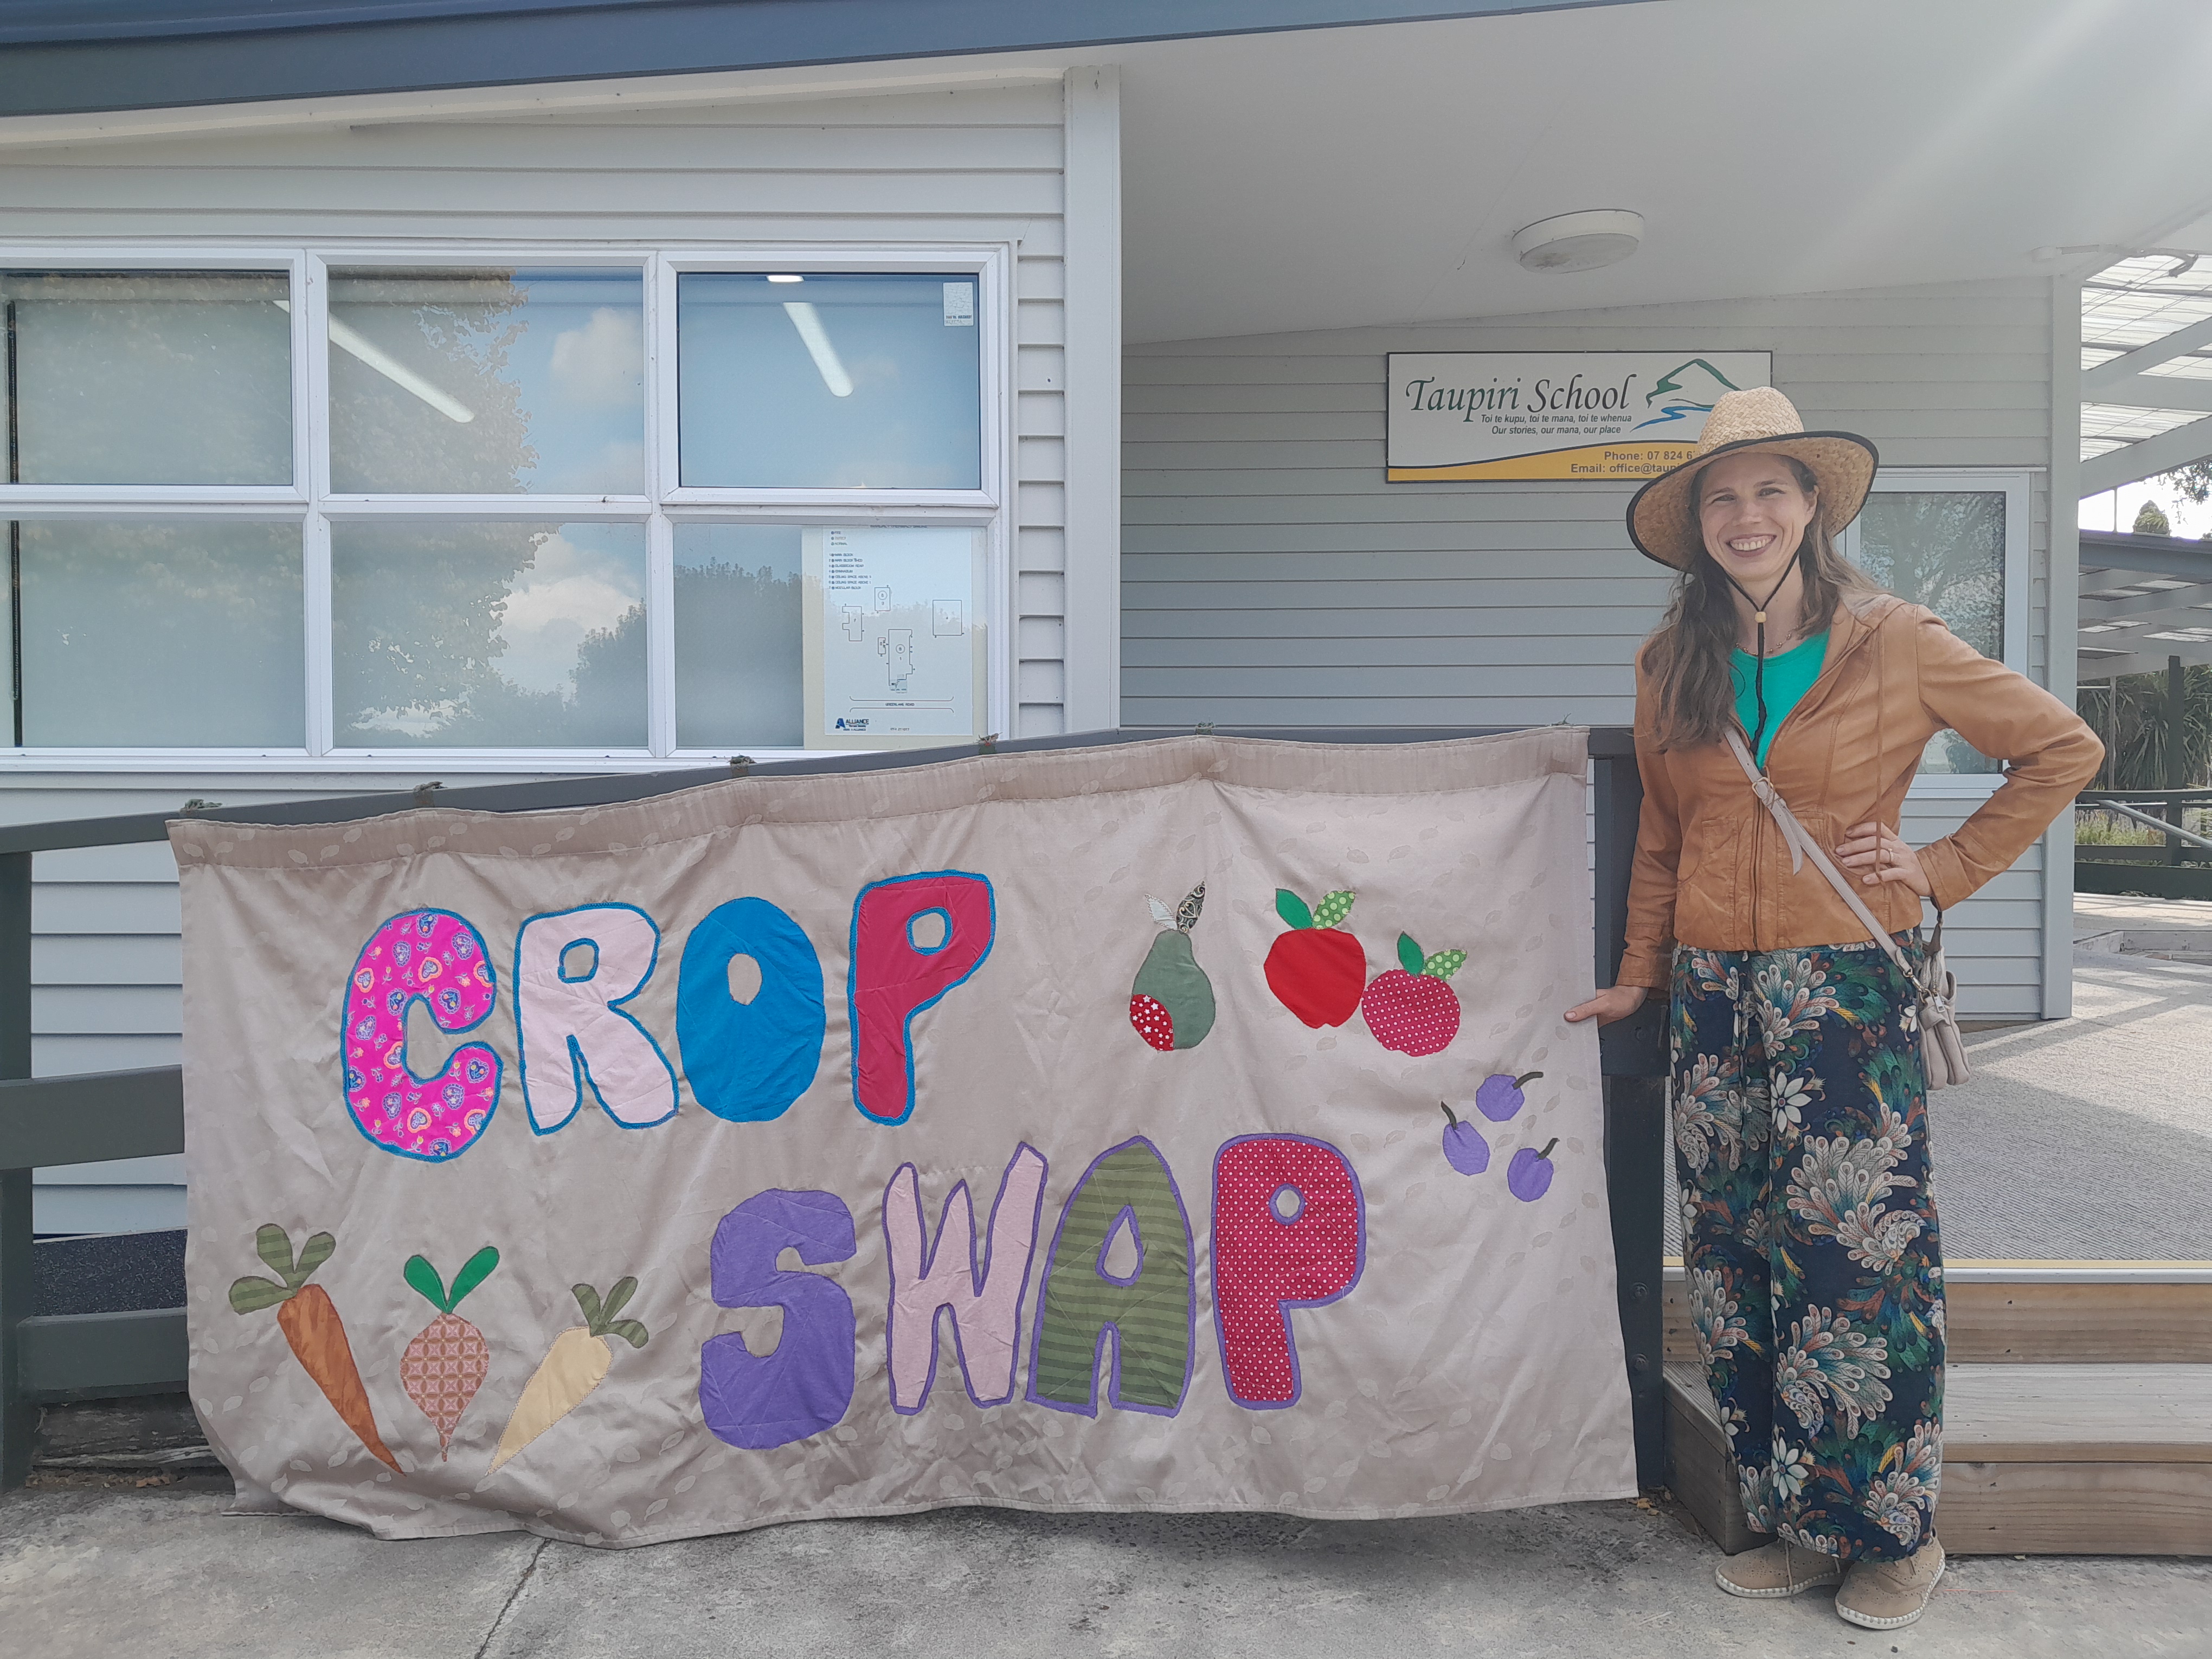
1664;896;2212;1261
5;1474;2208;1659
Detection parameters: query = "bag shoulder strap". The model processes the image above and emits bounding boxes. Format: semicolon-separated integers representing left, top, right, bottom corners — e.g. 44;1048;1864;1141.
1723;730;1921;979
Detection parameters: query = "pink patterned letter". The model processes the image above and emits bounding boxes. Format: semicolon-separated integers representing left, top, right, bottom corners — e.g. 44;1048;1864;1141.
1211;1135;1365;1409
342;909;501;1161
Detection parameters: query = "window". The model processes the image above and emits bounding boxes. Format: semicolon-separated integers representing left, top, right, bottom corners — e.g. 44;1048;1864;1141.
1841;470;2031;778
0;249;1007;760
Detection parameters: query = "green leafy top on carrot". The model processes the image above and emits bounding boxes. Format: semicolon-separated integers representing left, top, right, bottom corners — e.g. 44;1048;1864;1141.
574;1277;650;1349
405;1246;500;1314
229;1223;336;1314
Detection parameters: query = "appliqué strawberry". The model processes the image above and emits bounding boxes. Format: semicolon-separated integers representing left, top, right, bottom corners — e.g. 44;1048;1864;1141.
1359;932;1467;1056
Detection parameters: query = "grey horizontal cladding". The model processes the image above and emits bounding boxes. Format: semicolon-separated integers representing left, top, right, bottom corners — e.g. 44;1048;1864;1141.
1125;353;2050;388
1124;493;1642;525
1137;525;1658;564
0;164;1066;218
1125;635;1650;670
1123;696;1632;726
38;117;1069;170
34;936;182;985
33;884;182;934
1124;664;1635;697
1128;606;1664;639
35;1034;181;1075
34;843;178;882
1126;380;2060;416
1124;577;1671;609
33;985;182;1035
0;0;1654;115
1123;409;2055;445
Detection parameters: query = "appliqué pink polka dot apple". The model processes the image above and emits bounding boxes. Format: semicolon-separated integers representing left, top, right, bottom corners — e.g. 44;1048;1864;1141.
1358;932;1467;1056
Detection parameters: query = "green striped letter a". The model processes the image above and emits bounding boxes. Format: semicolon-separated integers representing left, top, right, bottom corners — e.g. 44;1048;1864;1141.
1025;1136;1195;1416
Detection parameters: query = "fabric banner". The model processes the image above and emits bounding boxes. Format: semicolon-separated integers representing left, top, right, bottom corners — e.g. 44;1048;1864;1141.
172;731;1636;1546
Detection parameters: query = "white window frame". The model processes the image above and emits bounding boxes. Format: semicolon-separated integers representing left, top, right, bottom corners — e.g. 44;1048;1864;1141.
0;241;1015;771
1841;466;2034;801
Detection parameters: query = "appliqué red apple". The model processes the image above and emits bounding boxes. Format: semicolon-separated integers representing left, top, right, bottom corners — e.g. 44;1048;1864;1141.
1358;933;1467;1056
1475;1069;1544;1122
1264;888;1366;1028
1507;1139;1559;1203
1438;1102;1489;1175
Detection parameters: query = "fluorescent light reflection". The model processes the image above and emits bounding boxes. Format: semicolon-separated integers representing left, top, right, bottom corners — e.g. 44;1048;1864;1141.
277;298;477;425
766;273;804;284
782;302;854;398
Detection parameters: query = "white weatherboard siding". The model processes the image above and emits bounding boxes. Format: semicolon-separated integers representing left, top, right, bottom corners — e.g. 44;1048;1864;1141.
1124;279;2058;1021
1;80;1078;1230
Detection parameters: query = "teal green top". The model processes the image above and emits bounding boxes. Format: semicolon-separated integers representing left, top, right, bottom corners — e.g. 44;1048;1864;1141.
1731;630;1829;768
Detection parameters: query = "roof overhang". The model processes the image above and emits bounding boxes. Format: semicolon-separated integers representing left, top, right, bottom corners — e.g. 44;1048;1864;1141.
2079;528;2212;680
0;0;1647;118
4;1;2212;347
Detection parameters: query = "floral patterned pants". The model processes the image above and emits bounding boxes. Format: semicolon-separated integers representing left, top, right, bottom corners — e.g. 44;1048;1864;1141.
1670;936;1944;1562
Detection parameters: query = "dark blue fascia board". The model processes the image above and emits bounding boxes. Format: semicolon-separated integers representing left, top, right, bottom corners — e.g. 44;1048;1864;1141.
0;0;1657;119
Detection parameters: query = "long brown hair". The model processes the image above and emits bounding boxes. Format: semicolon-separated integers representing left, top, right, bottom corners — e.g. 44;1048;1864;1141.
1642;454;1880;750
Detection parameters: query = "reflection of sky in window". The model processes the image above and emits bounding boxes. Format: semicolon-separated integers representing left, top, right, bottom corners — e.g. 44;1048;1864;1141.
329;269;644;494
677;273;981;488
499;523;646;694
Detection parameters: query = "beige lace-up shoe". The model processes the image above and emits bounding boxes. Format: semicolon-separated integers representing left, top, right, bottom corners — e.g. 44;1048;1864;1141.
1836;1536;1946;1630
1714;1539;1846;1598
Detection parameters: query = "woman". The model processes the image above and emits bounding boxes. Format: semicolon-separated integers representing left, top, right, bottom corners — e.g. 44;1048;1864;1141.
1565;388;2101;1631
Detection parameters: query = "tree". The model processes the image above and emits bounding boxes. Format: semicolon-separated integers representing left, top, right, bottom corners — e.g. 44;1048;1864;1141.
2081;665;2212;790
2134;499;2172;536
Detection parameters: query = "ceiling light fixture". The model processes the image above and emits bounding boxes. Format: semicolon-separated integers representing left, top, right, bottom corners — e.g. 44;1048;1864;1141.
767;273;804;284
1513;210;1643;274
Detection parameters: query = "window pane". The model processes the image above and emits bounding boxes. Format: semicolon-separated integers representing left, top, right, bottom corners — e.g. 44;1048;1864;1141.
1855;491;2005;774
3;273;292;486
15;519;303;745
329;269;645;495
678;273;981;489
332;520;645;748
673;525;802;749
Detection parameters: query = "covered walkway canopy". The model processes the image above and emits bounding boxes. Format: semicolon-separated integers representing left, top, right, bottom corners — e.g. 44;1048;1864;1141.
2079;527;2212;681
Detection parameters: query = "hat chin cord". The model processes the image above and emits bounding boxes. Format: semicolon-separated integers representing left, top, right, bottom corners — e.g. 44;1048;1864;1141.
1720;543;1803;770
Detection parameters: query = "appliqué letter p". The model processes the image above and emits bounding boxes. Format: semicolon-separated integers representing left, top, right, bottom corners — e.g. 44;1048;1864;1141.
848;871;994;1125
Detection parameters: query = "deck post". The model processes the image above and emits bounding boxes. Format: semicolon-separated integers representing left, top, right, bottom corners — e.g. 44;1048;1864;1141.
1;850;35;1487
1592;744;1668;1490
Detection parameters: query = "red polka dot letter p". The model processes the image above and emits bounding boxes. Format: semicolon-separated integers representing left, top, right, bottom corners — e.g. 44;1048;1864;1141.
1211;1135;1366;1409
848;871;996;1126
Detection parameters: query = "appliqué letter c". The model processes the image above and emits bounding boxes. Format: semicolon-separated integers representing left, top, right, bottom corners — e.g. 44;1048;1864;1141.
1211;1134;1366;1409
342;908;500;1162
847;871;995;1126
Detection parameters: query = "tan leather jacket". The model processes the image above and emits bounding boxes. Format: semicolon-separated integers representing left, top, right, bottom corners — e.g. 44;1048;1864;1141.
1617;594;2103;989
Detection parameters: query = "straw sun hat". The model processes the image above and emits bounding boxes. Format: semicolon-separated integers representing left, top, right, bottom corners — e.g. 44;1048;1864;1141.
1625;386;1878;570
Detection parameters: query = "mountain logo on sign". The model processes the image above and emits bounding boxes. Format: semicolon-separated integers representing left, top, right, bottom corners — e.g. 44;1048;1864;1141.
1631;358;1744;431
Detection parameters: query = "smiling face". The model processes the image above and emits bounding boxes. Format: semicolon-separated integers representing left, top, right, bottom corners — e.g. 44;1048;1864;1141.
1696;450;1819;590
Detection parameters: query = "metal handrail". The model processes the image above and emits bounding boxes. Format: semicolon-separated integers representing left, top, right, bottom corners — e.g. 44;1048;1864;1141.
2076;798;2212;853
0;725;1667;1489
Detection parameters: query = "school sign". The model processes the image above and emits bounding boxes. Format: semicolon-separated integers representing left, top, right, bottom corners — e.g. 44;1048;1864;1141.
1386;351;1774;481
173;732;1635;1546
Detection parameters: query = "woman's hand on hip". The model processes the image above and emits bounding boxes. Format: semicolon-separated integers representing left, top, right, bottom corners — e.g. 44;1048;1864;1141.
1565;985;1649;1026
1836;820;1934;897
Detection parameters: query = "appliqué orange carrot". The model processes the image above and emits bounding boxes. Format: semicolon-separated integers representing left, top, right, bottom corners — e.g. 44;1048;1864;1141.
490;1276;649;1472
230;1223;401;1473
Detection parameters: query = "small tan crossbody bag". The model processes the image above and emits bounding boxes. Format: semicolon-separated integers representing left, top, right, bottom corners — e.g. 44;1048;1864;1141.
1724;731;1972;1090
